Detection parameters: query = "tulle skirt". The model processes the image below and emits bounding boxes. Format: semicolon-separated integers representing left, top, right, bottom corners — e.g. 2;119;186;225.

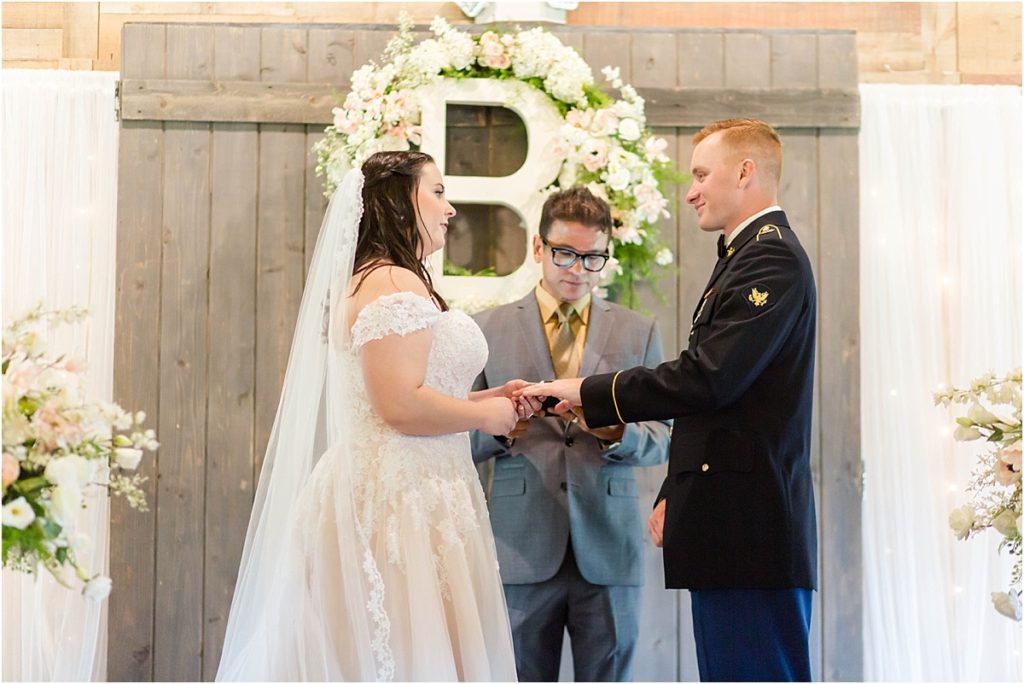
217;433;517;682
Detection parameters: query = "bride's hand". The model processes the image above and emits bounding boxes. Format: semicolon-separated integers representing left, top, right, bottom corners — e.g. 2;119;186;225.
499;379;544;416
476;397;519;436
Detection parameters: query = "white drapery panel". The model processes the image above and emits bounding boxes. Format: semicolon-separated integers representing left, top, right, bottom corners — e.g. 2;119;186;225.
860;84;1023;681
2;69;119;682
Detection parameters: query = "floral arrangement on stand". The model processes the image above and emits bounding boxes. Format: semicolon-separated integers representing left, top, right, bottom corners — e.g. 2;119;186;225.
314;16;681;309
2;303;158;600
936;369;1022;621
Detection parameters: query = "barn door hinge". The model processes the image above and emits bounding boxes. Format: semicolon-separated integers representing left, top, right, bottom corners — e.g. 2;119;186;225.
114;80;121;122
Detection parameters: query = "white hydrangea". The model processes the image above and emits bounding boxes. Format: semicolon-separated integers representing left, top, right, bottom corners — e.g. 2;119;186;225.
437;30;476;71
512;28;564;79
543;50;593;107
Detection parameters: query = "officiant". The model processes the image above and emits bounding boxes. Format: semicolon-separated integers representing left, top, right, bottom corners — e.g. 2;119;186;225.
470;186;671;682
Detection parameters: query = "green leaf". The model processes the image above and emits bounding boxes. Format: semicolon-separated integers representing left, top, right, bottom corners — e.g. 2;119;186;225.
11;476;48;496
39;517;62;539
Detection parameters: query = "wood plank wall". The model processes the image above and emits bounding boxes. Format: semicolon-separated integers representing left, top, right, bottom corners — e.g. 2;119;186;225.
110;22;861;681
3;2;1021;84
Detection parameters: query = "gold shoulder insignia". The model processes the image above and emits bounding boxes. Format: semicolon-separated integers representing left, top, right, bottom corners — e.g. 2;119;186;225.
748;287;769;307
756;224;783;241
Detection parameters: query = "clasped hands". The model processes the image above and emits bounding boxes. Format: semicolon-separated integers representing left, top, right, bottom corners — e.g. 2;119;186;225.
496;378;622;442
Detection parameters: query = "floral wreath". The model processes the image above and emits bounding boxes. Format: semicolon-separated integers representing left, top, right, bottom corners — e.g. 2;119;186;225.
314;16;680;309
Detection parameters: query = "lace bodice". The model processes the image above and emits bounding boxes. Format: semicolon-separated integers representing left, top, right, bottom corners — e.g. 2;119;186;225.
314;290;492;569
347;291;488;398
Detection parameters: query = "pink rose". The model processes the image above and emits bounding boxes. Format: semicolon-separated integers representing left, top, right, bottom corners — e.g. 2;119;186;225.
32;402;82;451
566;109;594;130
581;138;610;172
2;453;19;491
995;442;1022;486
590;109;619;137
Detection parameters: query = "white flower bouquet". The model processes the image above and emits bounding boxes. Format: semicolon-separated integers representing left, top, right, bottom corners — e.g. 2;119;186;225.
2;303;158;600
936;369;1022;620
315;15;682;309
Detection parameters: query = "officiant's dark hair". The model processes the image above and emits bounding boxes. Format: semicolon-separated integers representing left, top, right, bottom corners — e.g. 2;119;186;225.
538;186;613;240
353;150;448;311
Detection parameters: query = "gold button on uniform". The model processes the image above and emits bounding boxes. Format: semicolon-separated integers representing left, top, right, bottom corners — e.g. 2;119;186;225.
701;463;710;472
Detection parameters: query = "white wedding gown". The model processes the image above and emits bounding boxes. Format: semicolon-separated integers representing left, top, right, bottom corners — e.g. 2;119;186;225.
217;291;517;681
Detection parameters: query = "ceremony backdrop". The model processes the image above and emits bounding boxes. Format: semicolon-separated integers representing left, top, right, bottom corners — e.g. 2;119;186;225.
109;22;861;682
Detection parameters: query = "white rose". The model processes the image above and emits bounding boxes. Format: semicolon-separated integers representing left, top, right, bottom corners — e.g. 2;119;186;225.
991;591;1022;621
83;575;112;601
655;248;674;266
953;425;982;441
967;402;1001;426
605;166;631;192
50;485;83;526
948;505;976;540
2;496;35;530
45;455;85;487
991;509;1019;537
617;118;642;141
49;456;96;489
114;447;143;471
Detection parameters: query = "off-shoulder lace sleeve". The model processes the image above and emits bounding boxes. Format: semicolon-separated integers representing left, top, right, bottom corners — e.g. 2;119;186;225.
349;291;442;351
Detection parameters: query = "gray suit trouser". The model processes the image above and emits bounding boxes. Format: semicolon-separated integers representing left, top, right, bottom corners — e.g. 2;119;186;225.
503;542;641;682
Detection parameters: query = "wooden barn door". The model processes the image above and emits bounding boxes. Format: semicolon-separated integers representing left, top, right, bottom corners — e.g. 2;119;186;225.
112;22;861;681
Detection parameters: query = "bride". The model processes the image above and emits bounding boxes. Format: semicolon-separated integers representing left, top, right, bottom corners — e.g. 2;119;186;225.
216;150;533;681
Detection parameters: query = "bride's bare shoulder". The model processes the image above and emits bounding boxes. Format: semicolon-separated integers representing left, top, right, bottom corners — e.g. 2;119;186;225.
348;263;431;310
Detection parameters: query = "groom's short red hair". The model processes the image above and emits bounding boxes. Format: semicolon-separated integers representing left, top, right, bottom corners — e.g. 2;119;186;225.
694;118;783;187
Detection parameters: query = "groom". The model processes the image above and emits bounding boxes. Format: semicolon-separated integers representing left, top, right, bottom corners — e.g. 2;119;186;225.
470;186;670;681
520;119;818;682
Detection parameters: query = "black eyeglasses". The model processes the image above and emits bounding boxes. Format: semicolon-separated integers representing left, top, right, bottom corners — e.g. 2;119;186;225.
542;238;610;272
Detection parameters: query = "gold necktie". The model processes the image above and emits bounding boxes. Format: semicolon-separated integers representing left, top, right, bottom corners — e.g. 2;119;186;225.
550;302;580;379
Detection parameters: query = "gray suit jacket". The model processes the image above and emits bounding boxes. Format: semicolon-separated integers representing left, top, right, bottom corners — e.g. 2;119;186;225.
471;292;671;586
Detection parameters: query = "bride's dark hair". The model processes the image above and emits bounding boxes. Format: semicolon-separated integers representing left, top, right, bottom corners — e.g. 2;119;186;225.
352;150;448;311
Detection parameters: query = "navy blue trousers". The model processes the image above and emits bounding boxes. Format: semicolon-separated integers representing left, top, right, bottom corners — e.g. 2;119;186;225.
690;588;812;682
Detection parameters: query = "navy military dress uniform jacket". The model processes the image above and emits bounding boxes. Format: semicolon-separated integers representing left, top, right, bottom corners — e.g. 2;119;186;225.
580;210;818;591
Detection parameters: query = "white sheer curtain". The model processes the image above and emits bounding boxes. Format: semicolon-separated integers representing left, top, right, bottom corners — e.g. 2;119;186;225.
2;69;119;681
861;84;1023;680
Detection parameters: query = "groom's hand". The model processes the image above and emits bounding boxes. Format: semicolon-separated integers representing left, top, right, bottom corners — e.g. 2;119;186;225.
516;378;584;412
